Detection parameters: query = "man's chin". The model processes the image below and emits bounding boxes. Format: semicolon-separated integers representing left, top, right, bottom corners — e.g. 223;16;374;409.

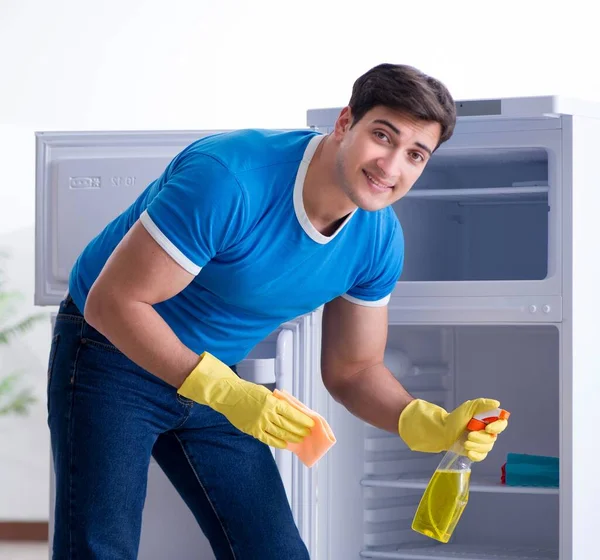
344;185;392;212
354;195;391;213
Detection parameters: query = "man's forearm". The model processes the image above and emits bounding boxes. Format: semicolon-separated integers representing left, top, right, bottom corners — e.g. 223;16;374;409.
84;296;200;388
328;363;415;433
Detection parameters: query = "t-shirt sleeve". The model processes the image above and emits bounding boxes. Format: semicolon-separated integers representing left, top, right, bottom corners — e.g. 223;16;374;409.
139;153;247;275
342;219;404;307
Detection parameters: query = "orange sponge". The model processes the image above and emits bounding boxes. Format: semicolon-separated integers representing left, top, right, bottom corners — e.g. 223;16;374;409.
273;389;336;468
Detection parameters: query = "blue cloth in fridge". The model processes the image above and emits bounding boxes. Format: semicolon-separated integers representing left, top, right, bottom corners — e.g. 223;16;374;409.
501;453;559;488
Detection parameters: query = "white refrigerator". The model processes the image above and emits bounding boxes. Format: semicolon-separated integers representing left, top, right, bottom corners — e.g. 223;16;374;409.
35;96;600;560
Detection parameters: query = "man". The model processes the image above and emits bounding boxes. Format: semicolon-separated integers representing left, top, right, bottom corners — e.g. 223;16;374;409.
47;63;508;559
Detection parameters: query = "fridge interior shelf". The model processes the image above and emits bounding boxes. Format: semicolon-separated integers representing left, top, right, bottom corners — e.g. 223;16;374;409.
360;543;558;560
360;475;559;495
403;185;549;203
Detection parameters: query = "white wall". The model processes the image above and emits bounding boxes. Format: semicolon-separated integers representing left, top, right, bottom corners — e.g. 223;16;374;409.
0;226;52;521
0;0;596;521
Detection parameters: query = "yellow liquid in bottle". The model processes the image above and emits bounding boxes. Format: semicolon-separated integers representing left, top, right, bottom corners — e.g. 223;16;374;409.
411;469;470;543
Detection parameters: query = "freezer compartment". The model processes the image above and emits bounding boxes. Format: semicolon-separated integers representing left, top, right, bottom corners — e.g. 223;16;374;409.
395;147;550;283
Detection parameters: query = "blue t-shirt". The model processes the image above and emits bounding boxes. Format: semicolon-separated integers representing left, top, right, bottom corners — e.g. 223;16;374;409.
69;129;404;366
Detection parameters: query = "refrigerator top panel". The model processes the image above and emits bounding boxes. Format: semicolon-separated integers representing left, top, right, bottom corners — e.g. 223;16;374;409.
306;94;600;130
35;130;227;306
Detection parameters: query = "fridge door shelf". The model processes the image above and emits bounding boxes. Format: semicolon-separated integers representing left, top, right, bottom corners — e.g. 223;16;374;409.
360;543;558;560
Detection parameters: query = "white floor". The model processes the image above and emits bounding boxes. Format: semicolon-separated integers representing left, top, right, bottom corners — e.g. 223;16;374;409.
0;542;48;560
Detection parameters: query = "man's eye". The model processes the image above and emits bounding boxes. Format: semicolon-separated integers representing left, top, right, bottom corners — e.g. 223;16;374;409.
411;152;424;162
374;131;390;143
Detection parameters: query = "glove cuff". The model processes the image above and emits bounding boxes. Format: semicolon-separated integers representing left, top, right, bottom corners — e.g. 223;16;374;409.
397;398;449;453
177;351;238;405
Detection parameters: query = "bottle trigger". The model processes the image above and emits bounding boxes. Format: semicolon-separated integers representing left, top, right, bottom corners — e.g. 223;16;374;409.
467;408;510;432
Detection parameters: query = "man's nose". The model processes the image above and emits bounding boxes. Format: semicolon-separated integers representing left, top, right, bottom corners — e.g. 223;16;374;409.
376;152;403;180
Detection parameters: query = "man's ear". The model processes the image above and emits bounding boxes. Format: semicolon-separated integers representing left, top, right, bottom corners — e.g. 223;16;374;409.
333;106;353;140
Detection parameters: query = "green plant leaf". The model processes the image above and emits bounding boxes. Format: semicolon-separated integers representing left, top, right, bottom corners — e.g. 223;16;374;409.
0;388;36;416
0;313;47;345
0;374;19;395
0;290;23;319
0;252;42;417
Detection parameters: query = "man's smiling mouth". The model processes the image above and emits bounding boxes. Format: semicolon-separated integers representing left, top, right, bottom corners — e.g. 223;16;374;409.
363;170;394;190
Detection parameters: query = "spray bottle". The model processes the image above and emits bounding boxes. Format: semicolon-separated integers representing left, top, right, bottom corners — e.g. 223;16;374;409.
411;407;510;543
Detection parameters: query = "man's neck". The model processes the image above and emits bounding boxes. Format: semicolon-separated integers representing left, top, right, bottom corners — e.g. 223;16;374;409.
303;134;357;236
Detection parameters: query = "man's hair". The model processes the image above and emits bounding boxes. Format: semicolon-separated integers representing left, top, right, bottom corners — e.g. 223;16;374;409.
348;63;456;149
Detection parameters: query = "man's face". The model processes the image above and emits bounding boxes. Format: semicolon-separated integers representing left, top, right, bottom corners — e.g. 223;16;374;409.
333;105;442;212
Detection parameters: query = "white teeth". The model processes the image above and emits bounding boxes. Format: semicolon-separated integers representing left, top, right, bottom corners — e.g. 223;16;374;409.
365;171;390;189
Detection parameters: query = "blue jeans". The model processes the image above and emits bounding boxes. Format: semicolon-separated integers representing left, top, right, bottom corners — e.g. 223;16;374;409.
47;295;309;559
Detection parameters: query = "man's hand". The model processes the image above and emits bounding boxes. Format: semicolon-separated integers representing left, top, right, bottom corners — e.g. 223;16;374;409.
398;398;509;462
178;352;315;448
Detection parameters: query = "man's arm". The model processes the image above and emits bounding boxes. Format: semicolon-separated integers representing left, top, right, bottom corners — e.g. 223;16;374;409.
84;220;200;388
320;296;415;433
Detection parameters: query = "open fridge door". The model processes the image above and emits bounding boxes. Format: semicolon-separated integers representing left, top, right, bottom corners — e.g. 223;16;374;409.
36;129;322;559
35;129;228;305
137;310;322;559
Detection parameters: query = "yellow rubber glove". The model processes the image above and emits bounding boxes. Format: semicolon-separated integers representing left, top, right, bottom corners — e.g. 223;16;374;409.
177;352;314;448
398;398;508;462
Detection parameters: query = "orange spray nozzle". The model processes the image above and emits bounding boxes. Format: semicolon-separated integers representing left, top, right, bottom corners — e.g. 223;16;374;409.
467;408;510;432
